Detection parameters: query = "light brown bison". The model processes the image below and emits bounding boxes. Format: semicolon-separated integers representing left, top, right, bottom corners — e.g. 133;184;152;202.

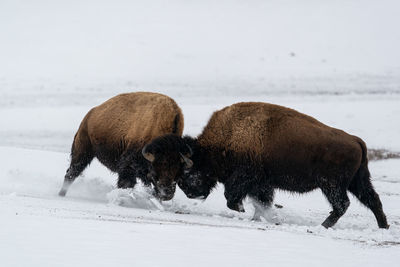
145;102;389;228
58;92;192;200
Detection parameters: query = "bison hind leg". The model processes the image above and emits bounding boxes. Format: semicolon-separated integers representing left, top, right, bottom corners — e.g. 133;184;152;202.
59;126;94;197
59;152;94;196
320;186;350;228
348;169;389;228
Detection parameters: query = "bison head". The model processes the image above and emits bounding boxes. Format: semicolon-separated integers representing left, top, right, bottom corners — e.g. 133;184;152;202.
142;134;193;201
175;141;217;200
177;166;215;200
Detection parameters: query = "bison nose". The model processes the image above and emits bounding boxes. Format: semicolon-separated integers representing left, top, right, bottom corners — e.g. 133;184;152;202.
160;194;174;201
159;190;174;201
157;185;176;201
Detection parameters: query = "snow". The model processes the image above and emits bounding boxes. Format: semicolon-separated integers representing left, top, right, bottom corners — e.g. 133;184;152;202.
1;146;400;266
1;0;400;266
4;213;398;267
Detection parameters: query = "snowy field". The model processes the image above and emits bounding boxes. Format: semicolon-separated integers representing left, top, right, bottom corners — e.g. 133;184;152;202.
1;0;400;266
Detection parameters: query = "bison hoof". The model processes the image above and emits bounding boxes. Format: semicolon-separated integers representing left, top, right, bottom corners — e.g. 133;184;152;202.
227;201;245;213
321;221;330;229
321;218;336;229
380;223;390;229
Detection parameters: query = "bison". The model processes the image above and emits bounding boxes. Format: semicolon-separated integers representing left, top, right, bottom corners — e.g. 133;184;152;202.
58;92;193;200
145;102;389;228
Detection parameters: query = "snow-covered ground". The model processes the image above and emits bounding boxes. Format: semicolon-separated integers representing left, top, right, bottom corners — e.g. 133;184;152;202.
1;127;400;266
1;0;400;266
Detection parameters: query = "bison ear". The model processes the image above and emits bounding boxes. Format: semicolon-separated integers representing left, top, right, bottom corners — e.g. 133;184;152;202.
180;153;193;169
142;145;155;162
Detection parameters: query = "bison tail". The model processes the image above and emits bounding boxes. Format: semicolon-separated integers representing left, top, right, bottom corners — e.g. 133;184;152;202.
172;112;183;135
357;138;368;167
70;109;93;156
350;138;371;194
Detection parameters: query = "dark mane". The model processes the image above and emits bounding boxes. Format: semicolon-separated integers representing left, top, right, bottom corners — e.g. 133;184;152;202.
146;134;191;156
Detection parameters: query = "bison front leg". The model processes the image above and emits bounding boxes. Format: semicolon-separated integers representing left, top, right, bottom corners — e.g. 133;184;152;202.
249;186;275;221
226;197;245;212
224;182;246;212
224;170;254;213
117;150;148;189
117;167;137;189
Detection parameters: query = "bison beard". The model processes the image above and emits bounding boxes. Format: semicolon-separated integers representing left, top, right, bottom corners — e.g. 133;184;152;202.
174;102;389;229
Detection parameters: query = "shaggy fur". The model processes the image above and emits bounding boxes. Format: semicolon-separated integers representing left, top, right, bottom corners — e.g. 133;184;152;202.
59;92;184;200
173;102;388;228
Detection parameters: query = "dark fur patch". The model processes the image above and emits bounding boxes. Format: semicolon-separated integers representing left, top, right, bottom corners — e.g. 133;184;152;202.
146;134;192;156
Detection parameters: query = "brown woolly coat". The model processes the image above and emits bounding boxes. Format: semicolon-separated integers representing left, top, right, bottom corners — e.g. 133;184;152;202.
198;102;363;182
73;92;183;170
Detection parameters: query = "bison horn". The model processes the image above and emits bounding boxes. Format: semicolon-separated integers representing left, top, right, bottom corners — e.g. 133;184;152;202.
180;153;193;169
185;144;193;157
142;145;155;162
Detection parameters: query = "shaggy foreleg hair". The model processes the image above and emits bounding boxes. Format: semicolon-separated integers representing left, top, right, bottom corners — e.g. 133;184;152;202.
117;147;152;188
223;164;261;212
249;184;275;207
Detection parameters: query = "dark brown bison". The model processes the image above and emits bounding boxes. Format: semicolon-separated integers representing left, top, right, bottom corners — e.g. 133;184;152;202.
146;102;389;228
58;92;192;200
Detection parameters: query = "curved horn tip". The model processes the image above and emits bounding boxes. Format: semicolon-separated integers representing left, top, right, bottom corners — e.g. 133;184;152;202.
180;153;193;168
185;158;193;168
142;145;155;162
185;144;193;157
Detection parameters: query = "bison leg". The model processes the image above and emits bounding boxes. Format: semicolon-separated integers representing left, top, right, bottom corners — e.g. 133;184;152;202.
348;176;389;229
226;198;245;212
130;156;151;186
59;152;93;196
59;126;94;197
117;150;148;189
224;184;246;212
224;170;255;213
117;167;137;189
321;186;350;228
249;186;274;221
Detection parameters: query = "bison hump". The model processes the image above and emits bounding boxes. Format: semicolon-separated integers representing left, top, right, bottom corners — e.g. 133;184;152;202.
86;92;183;147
